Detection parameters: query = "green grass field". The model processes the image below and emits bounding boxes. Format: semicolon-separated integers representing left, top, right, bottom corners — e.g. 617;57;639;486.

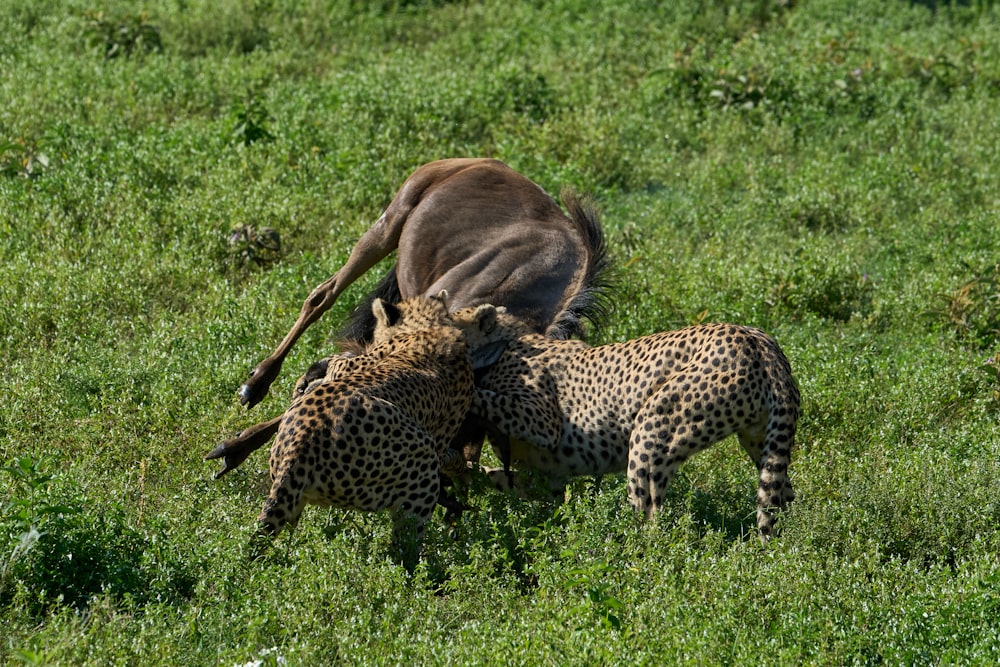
2;0;1000;664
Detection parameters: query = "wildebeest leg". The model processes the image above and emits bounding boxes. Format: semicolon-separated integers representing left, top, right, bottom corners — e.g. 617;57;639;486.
444;414;489;478
207;358;332;478
238;158;506;409
485;423;514;481
204;416;282;478
434;421;486;525
239;212;403;408
437;481;476;524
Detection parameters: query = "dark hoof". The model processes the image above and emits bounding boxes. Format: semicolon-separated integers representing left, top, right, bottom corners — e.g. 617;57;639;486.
239;360;282;409
204;416;282;478
238;380;264;409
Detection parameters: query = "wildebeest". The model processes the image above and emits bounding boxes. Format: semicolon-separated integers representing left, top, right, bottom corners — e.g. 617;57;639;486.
206;158;612;478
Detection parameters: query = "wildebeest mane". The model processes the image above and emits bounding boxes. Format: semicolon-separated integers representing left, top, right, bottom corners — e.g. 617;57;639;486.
336;267;402;344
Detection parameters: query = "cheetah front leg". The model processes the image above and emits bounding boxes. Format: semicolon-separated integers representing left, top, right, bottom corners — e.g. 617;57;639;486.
472;386;564;496
389;475;438;572
471;386;563;453
256;458;307;541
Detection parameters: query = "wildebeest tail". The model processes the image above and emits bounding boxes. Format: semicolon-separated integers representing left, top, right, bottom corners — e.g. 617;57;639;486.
546;189;616;340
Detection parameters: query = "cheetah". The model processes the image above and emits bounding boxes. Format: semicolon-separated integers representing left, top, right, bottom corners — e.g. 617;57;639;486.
204;348;375;480
452;306;800;543
291;339;473;518
255;292;492;564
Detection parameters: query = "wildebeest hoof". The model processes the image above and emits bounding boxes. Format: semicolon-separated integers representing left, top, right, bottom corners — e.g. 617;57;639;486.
238;383;257;408
239;360;281;408
205;416;282;478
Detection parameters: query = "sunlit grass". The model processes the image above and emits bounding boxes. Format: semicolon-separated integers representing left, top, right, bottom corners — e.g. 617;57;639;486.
2;0;1000;664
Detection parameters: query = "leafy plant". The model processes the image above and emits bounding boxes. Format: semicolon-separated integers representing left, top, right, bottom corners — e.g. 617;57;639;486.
84;10;163;59
709;68;772;112
769;262;875;322
984;352;1000;409
0;139;49;179
559;547;626;631
488;63;555;123
227;223;282;269
889;39;985;97
229;89;275;147
1;457;193;615
937;263;1000;349
0;457;71;603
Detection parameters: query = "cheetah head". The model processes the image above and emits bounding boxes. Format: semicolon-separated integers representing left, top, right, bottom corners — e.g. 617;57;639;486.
371;290;453;344
451;303;529;370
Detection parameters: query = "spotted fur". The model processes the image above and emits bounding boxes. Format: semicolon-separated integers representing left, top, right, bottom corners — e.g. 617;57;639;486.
453;307;800;542
256;293;486;562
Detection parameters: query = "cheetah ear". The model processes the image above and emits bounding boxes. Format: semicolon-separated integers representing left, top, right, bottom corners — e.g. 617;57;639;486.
474;303;497;334
372;298;401;328
433;289;449;309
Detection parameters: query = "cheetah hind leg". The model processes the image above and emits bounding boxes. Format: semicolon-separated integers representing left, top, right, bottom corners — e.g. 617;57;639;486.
626;392;724;520
739;423;795;544
389;468;440;573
